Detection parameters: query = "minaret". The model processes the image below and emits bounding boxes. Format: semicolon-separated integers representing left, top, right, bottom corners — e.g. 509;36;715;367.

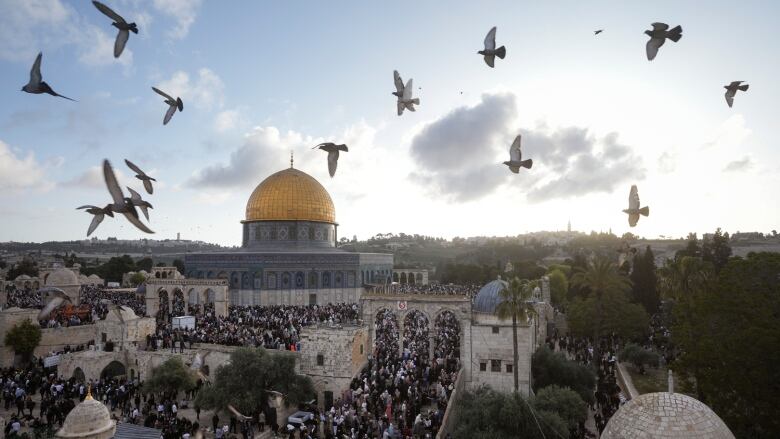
567;219;571;233
290;151;294;168
668;369;674;393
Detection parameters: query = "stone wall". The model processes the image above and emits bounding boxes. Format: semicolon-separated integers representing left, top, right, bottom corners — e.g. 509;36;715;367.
299;324;368;409
468;313;536;396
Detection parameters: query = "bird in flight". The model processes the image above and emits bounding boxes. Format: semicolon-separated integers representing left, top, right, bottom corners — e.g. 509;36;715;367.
152;87;184;125
313;142;349;177
37;287;72;321
724;81;749;108
125;159;156;194
127;186;153;221
77;204;114;236
594;29;604;35
103;159;154;234
393;70;420;116
478;26;506;68
92;1;138;58
21;52;76;101
645;22;682;61
622;185;650;227
503;135;533;173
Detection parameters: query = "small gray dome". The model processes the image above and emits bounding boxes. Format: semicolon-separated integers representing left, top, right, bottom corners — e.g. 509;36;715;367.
473;278;508;313
136;283;146;295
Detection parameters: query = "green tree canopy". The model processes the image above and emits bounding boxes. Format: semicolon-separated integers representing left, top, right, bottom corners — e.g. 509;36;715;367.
143;357;195;397
452;386;568;439
4;319;42;363
6;258;39;280
532;346;596;405
546;269;568;308
619;343;659;374
128;272;147;287
630;246;659;313
136;257;154;272
671;252;780;437
531;385;588;430
195;347;315;415
172;259;186;275
701;228;732;273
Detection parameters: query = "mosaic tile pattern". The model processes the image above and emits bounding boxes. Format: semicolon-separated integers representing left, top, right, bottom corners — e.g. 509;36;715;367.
601;392;735;439
245;168;336;223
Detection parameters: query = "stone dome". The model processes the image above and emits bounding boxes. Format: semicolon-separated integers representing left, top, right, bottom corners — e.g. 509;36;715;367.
15;274;31;280
601;392;735;439
55;394;116;439
245;167;336;224
46;268;79;287
473;277;509;314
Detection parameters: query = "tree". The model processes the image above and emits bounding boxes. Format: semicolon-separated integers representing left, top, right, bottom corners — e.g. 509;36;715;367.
172;259;186;275
6;258;39;280
82;255;137;283
570;258;643;361
195;348;314;415
143;357;196;397
531;385;588;431
630;246;659;313
546;269;568;308
701;228;732;273
671;252;780;437
136;257;154;272
532;346;596;405
128;272;147;287
452;386;568;439
495;277;538;392
619;343;659;374
675;232;701;260
4;319;42;364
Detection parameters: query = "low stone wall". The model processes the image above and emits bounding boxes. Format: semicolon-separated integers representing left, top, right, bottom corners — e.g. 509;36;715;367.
616;361;639;400
436;368;465;439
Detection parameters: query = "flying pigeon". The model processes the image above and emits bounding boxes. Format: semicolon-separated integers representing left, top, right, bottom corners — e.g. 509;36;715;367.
724;81;749;108
393;71;419;116
125;159;156;194
622;185;649;227
103;159;154;234
21;52;76;101
503;135;533;173
77;204;115;236
313;142;349;177
617;241;638;267
152;87;183;125
37;287;72;321
478;26;506;68
92;1;137;58
127;186;153;220
645;22;682;61
594;29;604;35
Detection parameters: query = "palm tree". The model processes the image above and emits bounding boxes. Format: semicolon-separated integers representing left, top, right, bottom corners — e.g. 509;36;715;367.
570;258;631;364
657;256;713;304
495;277;538;393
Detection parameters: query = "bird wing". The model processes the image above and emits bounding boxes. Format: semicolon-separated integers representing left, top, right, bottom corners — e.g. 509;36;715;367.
152;87;175;101
327;150;339;177
729;81;743;87
103;160;126;207
628;185;639;210
509;135;522;162
87;213;105;236
126;187;150;220
124;159;145;176
37;294;69;321
628;213;640;227
163;104;177;125
143;179;154;195
127;186;142;202
30;52;43;86
393;70;404;94
724;89;735;107
92;1;126;23
77;205;99;210
403;78;413;100
123;210;154;234
483;54;495;68
397;100;405;116
646;38;663;61
484;26;497;50
114;29;129;58
651;22;669;31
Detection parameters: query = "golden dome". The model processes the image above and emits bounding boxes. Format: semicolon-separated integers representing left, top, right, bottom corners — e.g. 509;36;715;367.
245;168;336;224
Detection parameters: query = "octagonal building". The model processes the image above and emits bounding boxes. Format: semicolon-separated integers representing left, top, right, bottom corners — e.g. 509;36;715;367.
182;163;393;307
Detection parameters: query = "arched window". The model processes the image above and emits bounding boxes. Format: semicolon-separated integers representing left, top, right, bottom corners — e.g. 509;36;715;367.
322;272;331;288
295;272;305;288
308;272;318;289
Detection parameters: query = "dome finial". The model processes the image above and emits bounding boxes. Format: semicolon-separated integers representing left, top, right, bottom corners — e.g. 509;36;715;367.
86;384;93;400
290;151;294;168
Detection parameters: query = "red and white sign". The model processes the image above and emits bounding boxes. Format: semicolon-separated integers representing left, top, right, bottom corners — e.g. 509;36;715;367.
397;301;407;311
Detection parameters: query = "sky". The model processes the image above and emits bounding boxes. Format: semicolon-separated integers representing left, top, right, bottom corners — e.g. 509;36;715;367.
0;0;778;246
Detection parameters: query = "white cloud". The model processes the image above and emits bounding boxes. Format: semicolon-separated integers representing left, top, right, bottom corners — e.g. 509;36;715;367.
62;164;131;189
0;140;50;191
77;26;134;68
723;156;753;173
214;109;241;133
158;68;224;110
152;0;202;39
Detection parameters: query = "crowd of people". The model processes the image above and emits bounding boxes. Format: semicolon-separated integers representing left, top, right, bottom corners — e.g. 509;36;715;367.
150;303;361;352
387;283;481;298
3;286;43;309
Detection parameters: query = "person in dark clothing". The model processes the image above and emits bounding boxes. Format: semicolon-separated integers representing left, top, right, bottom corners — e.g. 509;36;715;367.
230;415;237;433
212;413;220;432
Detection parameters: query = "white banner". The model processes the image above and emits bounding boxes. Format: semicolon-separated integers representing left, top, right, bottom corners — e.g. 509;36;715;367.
44;354;61;368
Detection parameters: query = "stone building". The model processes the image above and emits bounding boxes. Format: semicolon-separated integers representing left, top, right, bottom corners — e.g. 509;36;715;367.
299;324;369;409
184;162;393;306
55;390;115;439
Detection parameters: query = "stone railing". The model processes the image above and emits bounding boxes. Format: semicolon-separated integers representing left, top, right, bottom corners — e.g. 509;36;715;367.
616;361;640;400
436;368;465;439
